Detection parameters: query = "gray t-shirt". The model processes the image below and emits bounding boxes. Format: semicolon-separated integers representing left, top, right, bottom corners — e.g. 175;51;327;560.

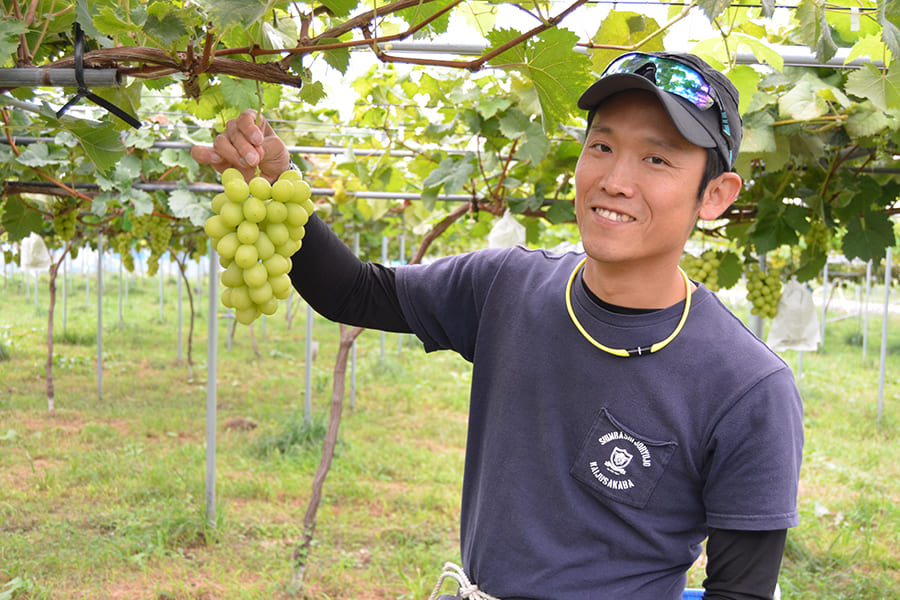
396;246;803;600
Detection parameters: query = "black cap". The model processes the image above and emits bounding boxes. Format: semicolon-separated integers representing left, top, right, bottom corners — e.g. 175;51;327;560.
578;52;742;169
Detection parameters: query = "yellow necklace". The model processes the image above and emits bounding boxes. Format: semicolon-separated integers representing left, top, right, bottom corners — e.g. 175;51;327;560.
564;258;692;358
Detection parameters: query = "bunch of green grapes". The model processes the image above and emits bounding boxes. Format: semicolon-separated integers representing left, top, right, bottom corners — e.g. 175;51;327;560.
53;208;78;241
109;233;135;272
204;168;314;325
132;214;172;276
805;218;831;253
745;264;783;319
681;249;721;290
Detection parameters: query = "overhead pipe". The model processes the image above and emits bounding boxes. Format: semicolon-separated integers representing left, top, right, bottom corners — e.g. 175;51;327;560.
0;67;122;89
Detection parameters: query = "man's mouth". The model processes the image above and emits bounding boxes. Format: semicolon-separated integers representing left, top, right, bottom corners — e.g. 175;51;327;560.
593;207;636;223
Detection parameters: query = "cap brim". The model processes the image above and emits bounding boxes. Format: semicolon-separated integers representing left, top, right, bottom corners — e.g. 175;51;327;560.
578;73;718;150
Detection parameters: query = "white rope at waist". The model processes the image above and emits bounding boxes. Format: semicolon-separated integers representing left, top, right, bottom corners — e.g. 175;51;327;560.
428;562;502;600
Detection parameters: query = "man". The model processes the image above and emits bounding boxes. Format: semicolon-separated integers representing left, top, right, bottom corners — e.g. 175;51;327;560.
192;52;804;600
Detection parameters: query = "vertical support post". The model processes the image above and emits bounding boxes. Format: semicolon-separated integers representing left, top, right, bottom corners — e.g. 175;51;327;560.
380;236;388;363
305;304;314;425
177;265;183;364
877;248;892;422
821;259;829;346
62;254;68;335
159;260;164;321
96;234;103;402
118;259;124;326
398;232;405;357
863;260;872;363
749;253;765;338
350;231;359;410
206;243;218;527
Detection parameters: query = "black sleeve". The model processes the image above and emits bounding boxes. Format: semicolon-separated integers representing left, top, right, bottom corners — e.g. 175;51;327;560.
702;528;786;600
288;213;413;333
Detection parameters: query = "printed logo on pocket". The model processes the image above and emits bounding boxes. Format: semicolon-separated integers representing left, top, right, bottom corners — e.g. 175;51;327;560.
588;430;653;491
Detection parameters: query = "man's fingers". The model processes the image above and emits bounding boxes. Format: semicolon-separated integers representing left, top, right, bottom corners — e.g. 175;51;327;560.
191;109;287;183
189;145;222;168
224;117;262;169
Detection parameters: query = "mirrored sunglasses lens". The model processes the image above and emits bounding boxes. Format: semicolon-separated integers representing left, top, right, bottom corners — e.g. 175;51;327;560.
604;54;714;110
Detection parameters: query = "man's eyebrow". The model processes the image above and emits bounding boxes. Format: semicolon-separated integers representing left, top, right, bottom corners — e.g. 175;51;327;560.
588;120;689;153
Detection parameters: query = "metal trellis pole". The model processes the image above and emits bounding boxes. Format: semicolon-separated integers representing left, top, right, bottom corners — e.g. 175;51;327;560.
305;304;314;425
206;243;218;527
877;248;892;422
863;260;872;363
96;235;103;402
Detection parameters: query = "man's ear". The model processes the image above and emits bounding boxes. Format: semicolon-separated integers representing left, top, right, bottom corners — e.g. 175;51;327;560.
698;172;742;221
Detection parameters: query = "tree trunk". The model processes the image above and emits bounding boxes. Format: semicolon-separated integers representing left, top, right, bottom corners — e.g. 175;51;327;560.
174;256;196;378
44;244;74;412
289;323;364;593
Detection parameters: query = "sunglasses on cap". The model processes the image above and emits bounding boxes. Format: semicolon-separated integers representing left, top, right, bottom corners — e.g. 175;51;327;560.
602;52;734;164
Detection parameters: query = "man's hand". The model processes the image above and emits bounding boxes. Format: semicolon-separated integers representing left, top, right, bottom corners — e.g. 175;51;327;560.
190;109;290;184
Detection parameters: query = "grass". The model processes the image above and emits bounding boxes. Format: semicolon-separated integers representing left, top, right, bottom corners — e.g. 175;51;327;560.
1;265;900;599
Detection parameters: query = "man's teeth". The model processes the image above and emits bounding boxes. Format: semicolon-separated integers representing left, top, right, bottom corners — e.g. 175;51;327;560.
594;208;635;222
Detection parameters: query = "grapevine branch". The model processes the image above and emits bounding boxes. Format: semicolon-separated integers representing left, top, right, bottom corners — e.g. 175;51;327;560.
36;0;603;86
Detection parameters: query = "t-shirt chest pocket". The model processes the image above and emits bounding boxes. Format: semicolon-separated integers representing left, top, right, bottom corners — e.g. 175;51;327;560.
569;408;678;509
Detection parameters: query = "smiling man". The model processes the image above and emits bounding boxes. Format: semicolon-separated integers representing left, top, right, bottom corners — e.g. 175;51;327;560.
192;52;803;600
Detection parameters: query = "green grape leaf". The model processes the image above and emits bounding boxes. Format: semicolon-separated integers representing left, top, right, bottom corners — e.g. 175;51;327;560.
516;121;551;165
121;188;154;216
740;110;776;154
320;0;357;18
487;27;592;134
796;0;838;64
143;11;190;46
396;0;454;36
0;20;29;65
794;248;827;283
879;2;900;59
422;154;475;194
92;7;135;36
779;74;830;120
478;97;513;119
749;201;807;254
498;108;531;139
716;250;743;290
197;0;278;29
91;192;114;217
588;12;664;76
299;80;327;105
219;76;260;112
168;182;211;226
318;39;351;74
845;34;891;66
114;154;142;181
61;119;125;176
846;101;893;138
845;63;900;112
696;0;731;21
0;197;44;242
545;200;575;224
842;210;897;262
15;143;68;168
728;64;763;115
124;127;156;150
